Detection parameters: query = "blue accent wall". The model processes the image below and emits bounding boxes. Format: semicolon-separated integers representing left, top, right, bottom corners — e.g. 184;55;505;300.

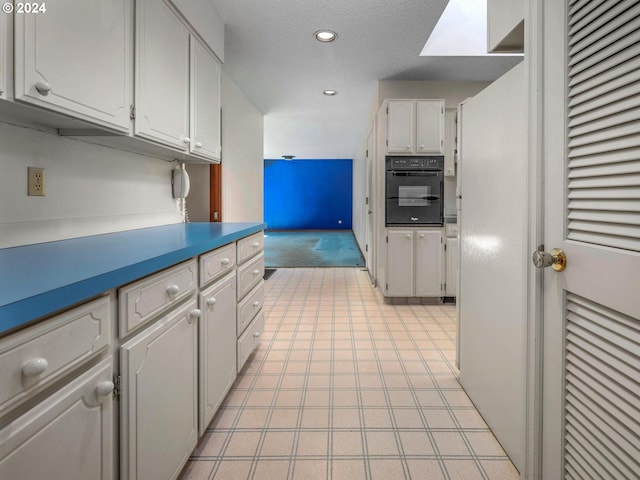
264;159;352;230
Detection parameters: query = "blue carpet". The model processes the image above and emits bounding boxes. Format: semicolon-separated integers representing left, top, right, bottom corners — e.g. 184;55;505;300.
264;230;365;268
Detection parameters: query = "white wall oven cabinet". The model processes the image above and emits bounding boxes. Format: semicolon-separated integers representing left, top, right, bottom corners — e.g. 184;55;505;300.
135;0;190;150
386;229;442;297
198;271;237;434
13;0;132;132
386;100;445;155
190;36;222;161
0;297;114;480
120;299;199;480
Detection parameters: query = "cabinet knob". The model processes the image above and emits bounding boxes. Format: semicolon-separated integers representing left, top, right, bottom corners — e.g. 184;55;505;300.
35;81;52;95
406;145;411;149
221;257;231;266
419;234;425;238
253;301;260;307
182;136;191;144
95;380;114;398
253;269;260;276
252;242;260;248
22;357;48;377
188;309;202;323
420;145;425;149
253;331;261;338
195;141;203;148
166;284;180;296
207;297;217;306
406;234;411;238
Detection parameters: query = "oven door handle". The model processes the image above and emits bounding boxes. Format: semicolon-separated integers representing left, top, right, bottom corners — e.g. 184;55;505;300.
390;171;440;177
388;195;441;201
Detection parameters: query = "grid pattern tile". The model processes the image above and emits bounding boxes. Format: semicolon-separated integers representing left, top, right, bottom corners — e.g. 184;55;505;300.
179;268;519;480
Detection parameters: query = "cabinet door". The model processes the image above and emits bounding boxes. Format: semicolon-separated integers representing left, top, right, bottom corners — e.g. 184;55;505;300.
0;13;7;100
445;237;458;296
386;230;414;296
199;272;236;434
121;300;199;480
190;36;221;161
444;109;457;177
415;230;442;296
0;358;114;480
416;100;445;154
13;0;131;131
387;101;415;154
135;0;190;150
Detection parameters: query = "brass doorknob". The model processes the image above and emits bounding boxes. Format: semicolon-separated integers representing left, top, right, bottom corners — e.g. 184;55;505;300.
532;248;567;271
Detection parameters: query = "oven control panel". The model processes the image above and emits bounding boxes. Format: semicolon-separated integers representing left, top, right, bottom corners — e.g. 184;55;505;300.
386;156;444;170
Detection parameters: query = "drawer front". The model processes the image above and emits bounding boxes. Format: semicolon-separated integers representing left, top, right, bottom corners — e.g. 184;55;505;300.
119;260;197;336
237;253;264;301
237;311;264;373
237;281;264;337
0;296;111;417
237;231;264;265
199;243;236;288
445;223;458;238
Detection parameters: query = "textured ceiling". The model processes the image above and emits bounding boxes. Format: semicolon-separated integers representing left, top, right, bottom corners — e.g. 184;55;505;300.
212;0;521;159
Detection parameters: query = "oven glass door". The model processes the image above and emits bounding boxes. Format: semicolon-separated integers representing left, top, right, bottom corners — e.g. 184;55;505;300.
386;171;443;225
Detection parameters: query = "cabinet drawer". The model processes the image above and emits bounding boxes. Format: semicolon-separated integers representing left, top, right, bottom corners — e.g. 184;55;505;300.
0;358;114;480
237;312;264;373
237;231;264;265
199;243;235;287
237;253;264;301
119;260;197;336
237;281;264;337
0;296;111;417
445;223;458;238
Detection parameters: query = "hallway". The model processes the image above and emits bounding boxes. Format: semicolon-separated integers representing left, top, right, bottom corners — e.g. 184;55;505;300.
179;268;518;480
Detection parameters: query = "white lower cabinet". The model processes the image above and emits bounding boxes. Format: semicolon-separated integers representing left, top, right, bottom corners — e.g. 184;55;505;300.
0;358;114;480
120;299;199;480
386;229;442;297
445;237;458;297
198;272;237;434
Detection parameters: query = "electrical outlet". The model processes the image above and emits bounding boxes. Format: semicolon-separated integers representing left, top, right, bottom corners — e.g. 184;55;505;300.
28;167;45;196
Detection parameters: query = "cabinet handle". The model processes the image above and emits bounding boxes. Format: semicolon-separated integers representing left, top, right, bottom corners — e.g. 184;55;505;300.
420;234;425;238
420;145;425;149
406;234;411;238
252;269;260;276
166;284;180;296
253;331;261;338
252;242;260;248
182;136;191;144
35;81;52;95
221;258;231;265
195;141;203;148
253;301;260;307
188;309;202;323
22;357;48;377
95;380;114;398
207;297;217;306
406;145;411;149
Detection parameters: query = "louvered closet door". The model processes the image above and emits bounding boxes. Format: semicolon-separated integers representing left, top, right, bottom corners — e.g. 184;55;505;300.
541;0;640;478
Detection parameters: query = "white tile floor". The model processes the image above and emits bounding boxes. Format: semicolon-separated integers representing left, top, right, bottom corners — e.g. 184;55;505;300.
179;268;519;480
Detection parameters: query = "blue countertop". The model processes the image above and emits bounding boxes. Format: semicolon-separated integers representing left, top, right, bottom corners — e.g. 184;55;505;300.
0;222;266;336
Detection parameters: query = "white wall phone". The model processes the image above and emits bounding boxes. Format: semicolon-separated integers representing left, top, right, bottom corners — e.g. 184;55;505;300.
172;165;191;199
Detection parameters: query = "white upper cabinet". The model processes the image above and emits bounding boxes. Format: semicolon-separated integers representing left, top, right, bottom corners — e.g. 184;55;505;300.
135;0;190;150
169;0;224;62
387;100;444;155
190;37;221;161
13;0;132;132
387;101;415;154
416;100;444;154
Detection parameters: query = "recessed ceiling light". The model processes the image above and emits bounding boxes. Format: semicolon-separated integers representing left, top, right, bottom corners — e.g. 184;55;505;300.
323;90;338;96
314;30;337;42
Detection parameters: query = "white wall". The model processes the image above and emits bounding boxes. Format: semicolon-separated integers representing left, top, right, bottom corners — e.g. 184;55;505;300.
0;121;181;248
220;72;264;223
457;63;526;471
184;163;210;222
378;80;491;108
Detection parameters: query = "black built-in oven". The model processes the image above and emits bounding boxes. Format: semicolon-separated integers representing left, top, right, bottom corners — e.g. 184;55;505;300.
385;156;444;226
